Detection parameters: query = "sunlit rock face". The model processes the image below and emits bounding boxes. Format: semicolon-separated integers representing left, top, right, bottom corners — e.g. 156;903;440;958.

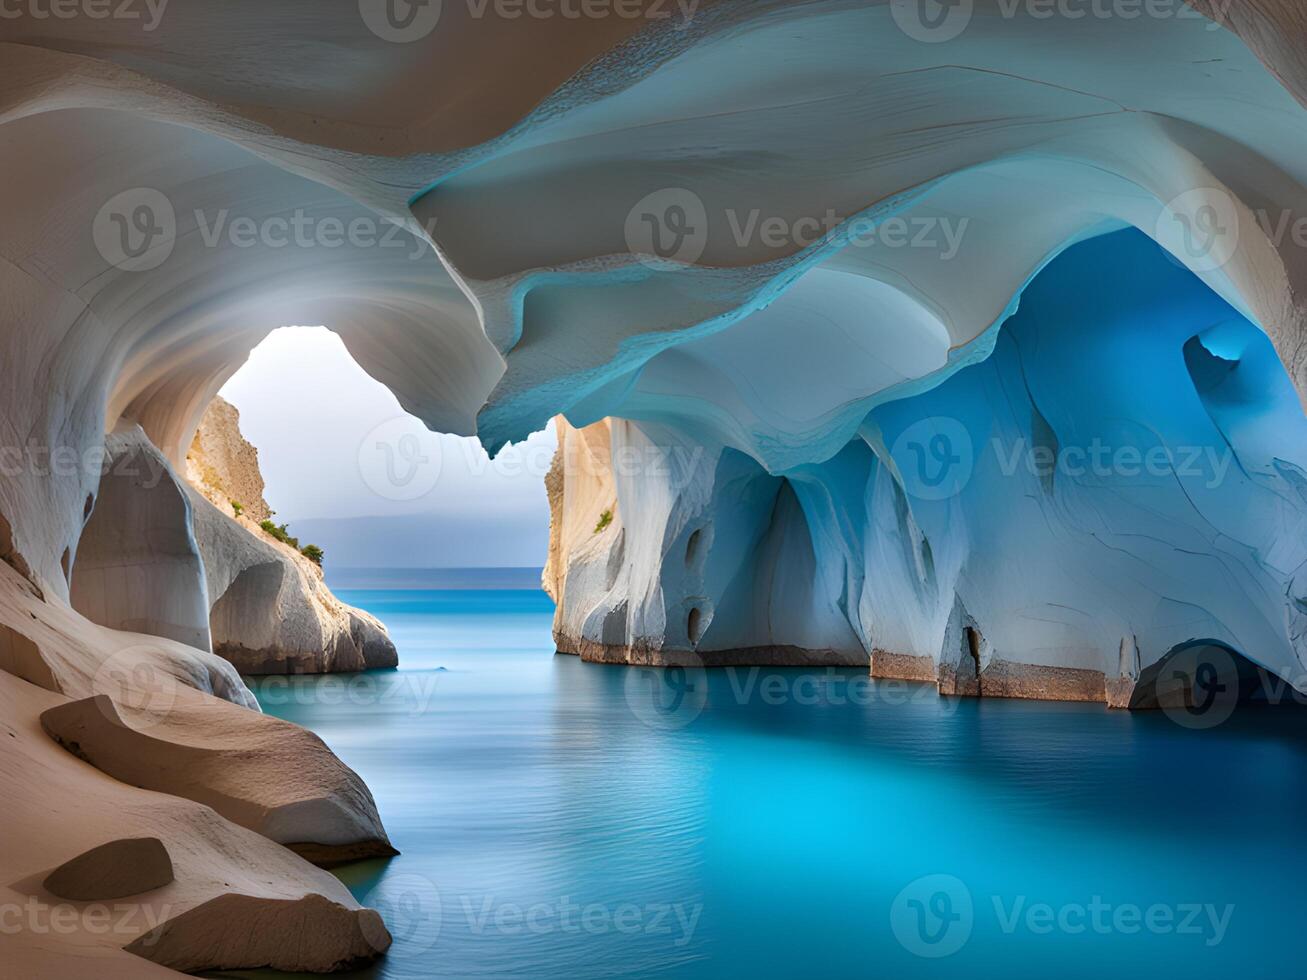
185;398;398;674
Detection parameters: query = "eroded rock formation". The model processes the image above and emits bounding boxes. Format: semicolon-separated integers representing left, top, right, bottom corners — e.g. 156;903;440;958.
545;230;1307;701
41;693;397;865
43;838;174;902
0;669;391;977
8;2;1307;972
186;396;273;525
125;892;391;974
186;398;397;674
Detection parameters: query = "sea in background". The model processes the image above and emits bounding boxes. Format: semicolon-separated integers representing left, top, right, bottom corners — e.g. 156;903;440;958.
228;570;1307;979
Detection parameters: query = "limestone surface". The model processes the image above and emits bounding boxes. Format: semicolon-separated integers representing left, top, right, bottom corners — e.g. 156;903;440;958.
43;837;174;901
0;670;389;977
40;693;398;865
9;5;1307;972
186;397;273;524
186;398;398;673
124;892;391;973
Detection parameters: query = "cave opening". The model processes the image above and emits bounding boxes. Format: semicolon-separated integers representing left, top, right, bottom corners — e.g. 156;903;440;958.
205;325;557;586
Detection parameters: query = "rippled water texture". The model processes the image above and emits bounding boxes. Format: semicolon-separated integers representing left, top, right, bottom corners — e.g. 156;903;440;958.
235;586;1307;979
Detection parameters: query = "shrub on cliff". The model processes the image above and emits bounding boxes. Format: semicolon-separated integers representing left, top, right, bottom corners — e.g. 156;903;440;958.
259;519;300;549
301;544;324;566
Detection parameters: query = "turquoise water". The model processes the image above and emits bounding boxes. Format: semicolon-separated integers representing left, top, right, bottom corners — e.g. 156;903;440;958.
243;586;1307;979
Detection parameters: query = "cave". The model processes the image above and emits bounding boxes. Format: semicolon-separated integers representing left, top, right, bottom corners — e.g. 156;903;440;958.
8;3;1307;976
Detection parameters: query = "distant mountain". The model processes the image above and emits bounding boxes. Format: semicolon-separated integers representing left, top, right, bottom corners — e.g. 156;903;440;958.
284;512;550;571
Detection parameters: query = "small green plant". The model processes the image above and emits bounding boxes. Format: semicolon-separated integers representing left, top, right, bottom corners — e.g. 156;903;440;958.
594;509;613;534
301;544;324;566
259;519;300;549
230;500;244;517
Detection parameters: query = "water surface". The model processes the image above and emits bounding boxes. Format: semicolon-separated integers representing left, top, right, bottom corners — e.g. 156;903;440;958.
239;584;1307;979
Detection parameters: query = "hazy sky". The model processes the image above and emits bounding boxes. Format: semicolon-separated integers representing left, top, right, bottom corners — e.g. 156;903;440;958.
219;327;555;568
